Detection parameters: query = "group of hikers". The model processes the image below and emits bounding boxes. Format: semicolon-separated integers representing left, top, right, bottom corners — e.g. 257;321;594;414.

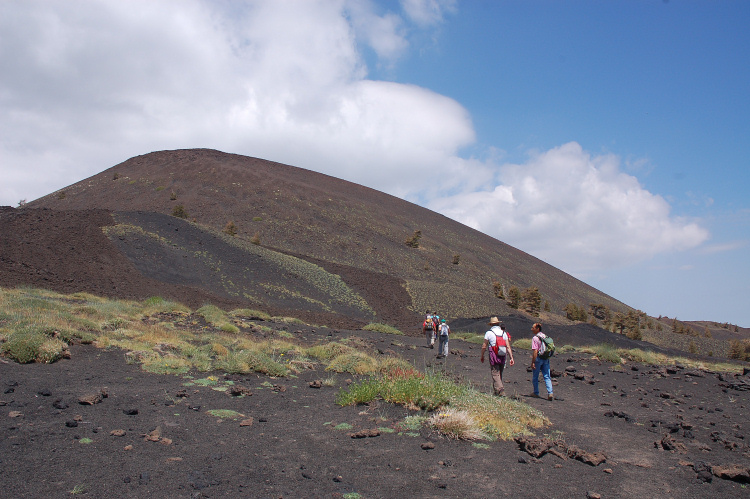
422;313;555;400
422;311;450;358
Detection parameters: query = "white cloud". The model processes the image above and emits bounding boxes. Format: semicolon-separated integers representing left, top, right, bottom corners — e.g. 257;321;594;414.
0;1;708;277
400;0;457;27
698;241;747;255
0;0;473;205
429;142;709;274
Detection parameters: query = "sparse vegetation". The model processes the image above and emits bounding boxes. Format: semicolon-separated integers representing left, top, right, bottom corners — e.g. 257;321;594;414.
452;254;460;265
522;287;541;317
506;286;521;309
362;323;404;335
337;369;547;440
171;204;188;219
564;303;588;322
223;221;238;236
729;339;750;361
405;230;421;248
492;280;504;299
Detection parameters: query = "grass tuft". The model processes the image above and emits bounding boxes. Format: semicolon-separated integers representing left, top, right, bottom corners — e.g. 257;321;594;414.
362;323;404;335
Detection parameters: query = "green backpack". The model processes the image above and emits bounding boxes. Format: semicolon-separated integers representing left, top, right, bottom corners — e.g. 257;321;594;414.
538;334;555;359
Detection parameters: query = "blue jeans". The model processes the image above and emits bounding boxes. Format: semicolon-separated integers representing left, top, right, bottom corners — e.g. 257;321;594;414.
533;358;553;396
438;335;449;356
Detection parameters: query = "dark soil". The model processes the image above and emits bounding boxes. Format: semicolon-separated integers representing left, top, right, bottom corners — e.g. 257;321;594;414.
2;324;749;498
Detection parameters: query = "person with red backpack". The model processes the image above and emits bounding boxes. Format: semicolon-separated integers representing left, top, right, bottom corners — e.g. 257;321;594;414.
422;316;435;349
480;317;515;396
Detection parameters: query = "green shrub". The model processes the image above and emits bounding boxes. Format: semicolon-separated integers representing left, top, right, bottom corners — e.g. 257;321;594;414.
196;304;228;326
220;323;240;334
512;338;532;350
229;308;271;321
2;332;49;363
171;205;188;219
362;323;404;335
583;343;622;363
326;352;378;375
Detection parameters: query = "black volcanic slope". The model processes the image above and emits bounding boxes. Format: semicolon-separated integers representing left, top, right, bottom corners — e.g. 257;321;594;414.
21;148;629;328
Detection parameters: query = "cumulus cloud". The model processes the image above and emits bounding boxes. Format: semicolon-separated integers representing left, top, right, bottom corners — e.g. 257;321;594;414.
0;0;708;275
0;0;475;205
429;142;709;274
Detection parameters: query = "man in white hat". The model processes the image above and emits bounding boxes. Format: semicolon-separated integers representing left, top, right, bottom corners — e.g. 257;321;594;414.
480;317;514;396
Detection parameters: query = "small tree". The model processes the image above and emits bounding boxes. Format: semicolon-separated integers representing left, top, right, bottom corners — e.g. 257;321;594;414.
452;254;460;265
565;303;587;322
223;221;238;237
544;300;550;312
171;205;188;219
405;230;421;248
521;287;542;317
170;191;178;201
492;281;504;299
688;340;698;354
627;327;643;341
507;286;521;309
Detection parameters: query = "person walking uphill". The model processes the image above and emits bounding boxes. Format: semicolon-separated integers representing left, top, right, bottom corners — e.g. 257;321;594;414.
422;316;435;349
437;319;450;359
481;317;514;396
530;323;554;400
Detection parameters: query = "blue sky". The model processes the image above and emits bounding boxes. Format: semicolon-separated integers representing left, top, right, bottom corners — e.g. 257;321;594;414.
1;1;748;326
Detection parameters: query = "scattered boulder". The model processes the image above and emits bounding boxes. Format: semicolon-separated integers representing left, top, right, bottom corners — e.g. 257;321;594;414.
567;445;607;466
350;429;380;439
309;380;323;389
515;436;553;458
655;434;687;453
52;399;68;410
228;386;253;397
78;388;108;405
712;464;750;483
421;442;435;450
604;410;635;423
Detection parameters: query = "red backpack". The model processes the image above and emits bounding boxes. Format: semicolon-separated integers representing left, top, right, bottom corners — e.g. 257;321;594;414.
491;331;509;356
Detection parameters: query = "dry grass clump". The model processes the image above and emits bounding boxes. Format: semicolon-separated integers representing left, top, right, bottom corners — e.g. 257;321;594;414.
229;308;271;321
326;351;378;375
362;323;404;335
429;409;487;440
338;369;547;440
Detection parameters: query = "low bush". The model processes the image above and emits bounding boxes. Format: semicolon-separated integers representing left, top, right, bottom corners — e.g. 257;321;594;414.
362;323;404;335
429;409;486;440
229;308;271;321
326;352;378;375
337;370;547;439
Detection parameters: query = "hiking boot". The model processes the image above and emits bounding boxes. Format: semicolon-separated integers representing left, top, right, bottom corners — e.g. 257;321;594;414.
548;394;554;401
430;344;434;349
529;393;540;398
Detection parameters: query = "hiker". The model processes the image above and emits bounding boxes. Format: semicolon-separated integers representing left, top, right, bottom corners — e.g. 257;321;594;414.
480;317;514;396
530;322;554;400
422;316;435;349
437;319;450;358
